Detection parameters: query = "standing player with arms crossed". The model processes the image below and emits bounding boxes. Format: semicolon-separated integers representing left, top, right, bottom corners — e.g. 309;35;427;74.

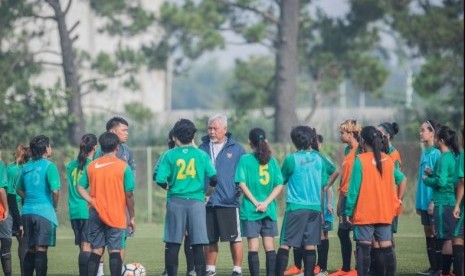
66;134;98;276
78;132;135;276
235;128;284;276
155;119;217;276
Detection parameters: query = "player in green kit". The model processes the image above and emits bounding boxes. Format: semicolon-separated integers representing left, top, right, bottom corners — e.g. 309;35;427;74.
155;119;217;276
66;134;98;276
235;128;284;276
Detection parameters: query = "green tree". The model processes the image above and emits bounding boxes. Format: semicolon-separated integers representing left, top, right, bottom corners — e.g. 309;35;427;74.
390;0;464;128
159;0;391;141
0;0;158;146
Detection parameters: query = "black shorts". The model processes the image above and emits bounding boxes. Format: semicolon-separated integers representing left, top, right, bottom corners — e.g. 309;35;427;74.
206;207;241;243
337;195;353;230
434;205;456;240
88;208;124;250
23;215;57;248
71;219;90;246
280;209;321;247
419;210;434;226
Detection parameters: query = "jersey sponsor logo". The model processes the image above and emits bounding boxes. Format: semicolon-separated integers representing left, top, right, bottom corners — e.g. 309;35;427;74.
227;152;233;159
372;158;388;165
94;162;114;169
182;149;189;154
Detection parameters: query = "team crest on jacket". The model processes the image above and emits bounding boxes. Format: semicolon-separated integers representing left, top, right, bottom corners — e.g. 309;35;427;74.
227;152;233;159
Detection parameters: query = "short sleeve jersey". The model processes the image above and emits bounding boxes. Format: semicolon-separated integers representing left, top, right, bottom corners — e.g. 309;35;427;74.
281;150;324;211
424;150;457;206
235;154;284;221
155;146;216;202
66;158;91;220
6;163;22;205
79;156;134;229
0;162;7;217
17;158;61;226
416;146;441;211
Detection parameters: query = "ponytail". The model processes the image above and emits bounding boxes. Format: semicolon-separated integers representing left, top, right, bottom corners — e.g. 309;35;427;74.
77;134;98;170
249;128;271;165
361;126;385;176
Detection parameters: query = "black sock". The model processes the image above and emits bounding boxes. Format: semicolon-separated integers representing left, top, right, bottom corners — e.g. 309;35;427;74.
355;243;370;276
17;236;28;276
0;238;12;276
293;247;303;270
426;237;436;270
34;251;47;276
165;243;181;276
381;246;396;276
78;251;91;276
317;239;329;270
109;252;122;276
372;248;384;276
184;236;194;272
24;251;35;276
453;245;464;276
276;248;289;276
87;253;101;276
303;250;316;276
248;251;259;276
338;228;352;271
442;254;453;275
192;245;205;276
435;239;444;271
266;250;276;276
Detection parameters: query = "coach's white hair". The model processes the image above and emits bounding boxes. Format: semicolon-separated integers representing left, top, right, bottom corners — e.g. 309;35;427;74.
208;113;228;127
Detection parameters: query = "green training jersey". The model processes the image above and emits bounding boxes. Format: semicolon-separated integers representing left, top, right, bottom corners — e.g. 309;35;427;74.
66;158;91;220
425;150;457;206
6;163;22;207
0;162;7;189
315;151;336;187
235;154;284;221
155;146;216;202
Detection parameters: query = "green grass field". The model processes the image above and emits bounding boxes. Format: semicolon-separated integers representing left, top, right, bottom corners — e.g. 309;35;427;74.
8;215;431;275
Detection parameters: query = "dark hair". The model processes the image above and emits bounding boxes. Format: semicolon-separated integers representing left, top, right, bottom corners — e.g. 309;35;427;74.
106;116;129;131
291;126;316;150
14;144;31;165
77;134;98;170
30;135;50;160
425;119;441;133
310;129;320;152
379;122;399;140
173;119;197;144
436;126;460;155
168;129;176;149
361;126;385;175
99;132;120;154
249;128;271;165
317;134;324;144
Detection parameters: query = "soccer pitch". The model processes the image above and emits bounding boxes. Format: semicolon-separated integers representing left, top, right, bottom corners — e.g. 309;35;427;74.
9;215;430;275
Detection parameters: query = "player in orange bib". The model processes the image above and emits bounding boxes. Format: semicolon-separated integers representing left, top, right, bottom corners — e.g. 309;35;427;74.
345;126;405;276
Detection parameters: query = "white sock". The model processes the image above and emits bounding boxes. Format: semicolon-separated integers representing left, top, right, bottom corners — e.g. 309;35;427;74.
233;266;242;273
97;262;104;276
206;265;216;272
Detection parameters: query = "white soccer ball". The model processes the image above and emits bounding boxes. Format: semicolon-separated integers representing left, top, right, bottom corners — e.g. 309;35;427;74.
121;263;146;276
